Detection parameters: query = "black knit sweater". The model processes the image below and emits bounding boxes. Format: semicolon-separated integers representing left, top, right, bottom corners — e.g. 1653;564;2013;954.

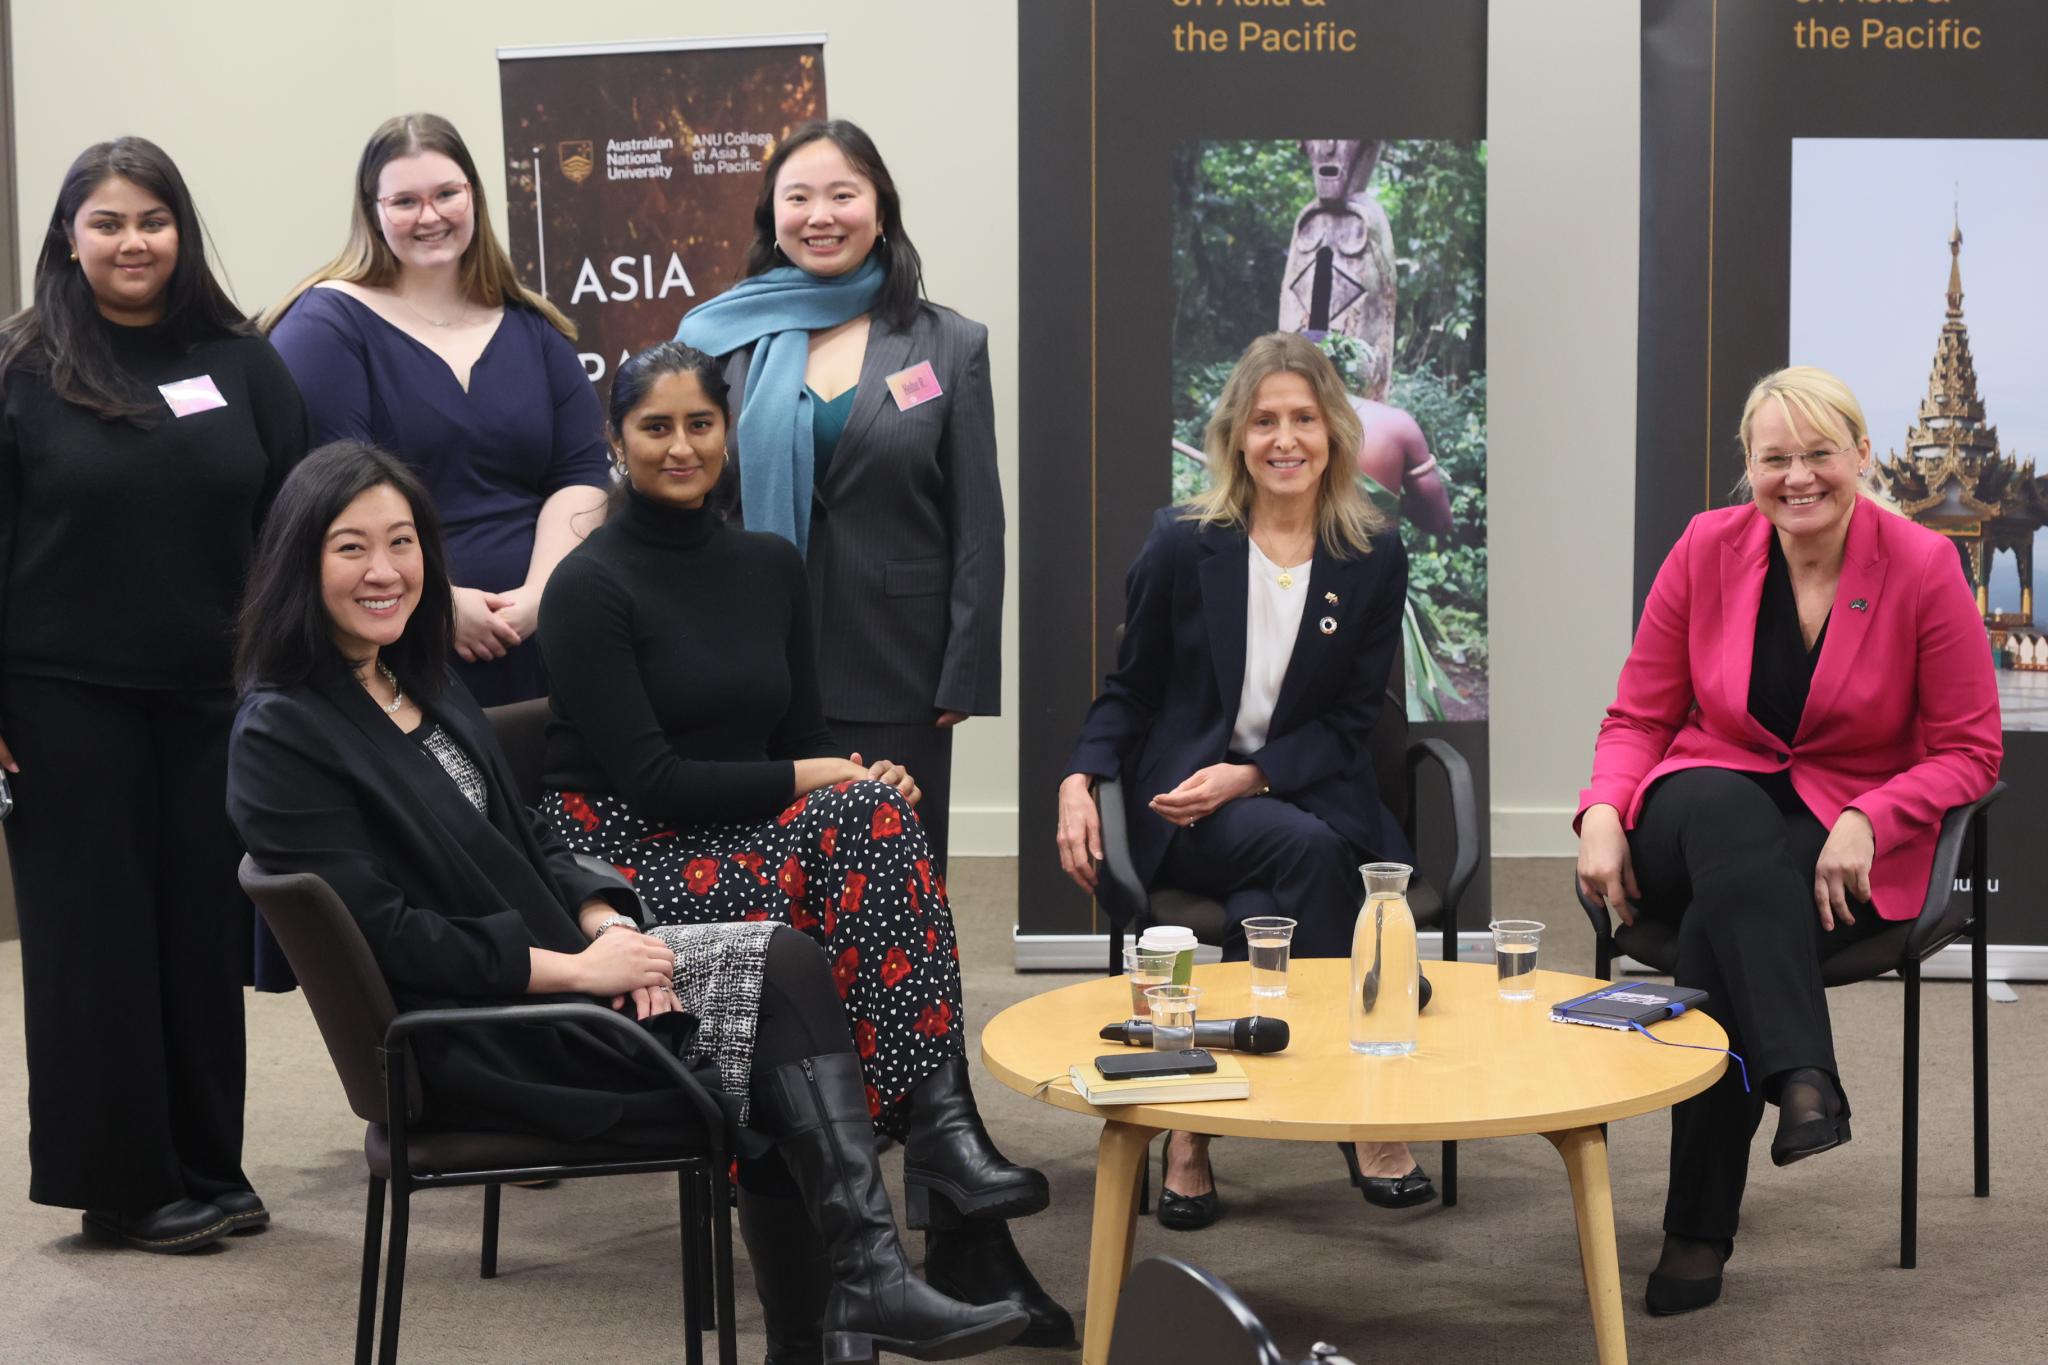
0;318;307;688
539;488;840;826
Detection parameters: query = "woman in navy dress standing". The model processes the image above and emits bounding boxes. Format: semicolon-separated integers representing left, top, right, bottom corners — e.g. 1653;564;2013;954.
264;113;607;705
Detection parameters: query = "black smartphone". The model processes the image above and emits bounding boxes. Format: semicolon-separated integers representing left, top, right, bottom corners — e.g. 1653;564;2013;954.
1095;1048;1216;1080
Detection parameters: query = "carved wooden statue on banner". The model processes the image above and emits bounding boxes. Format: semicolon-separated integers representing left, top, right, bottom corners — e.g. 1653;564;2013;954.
1280;139;1396;401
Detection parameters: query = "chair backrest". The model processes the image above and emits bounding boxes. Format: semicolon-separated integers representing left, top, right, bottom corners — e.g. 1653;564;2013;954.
1370;634;1412;830
1107;1257;1290;1365
238;855;417;1123
485;697;554;808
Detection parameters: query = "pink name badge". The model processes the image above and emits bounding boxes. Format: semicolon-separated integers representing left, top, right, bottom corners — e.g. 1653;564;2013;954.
886;361;944;412
158;375;228;418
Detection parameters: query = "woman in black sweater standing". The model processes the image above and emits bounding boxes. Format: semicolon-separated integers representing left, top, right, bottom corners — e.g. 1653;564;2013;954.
0;138;307;1251
540;342;1069;1350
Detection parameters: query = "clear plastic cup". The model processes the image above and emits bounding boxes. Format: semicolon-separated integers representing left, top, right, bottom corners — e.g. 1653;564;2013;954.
1490;919;1545;1000
1143;985;1202;1052
1123;944;1178;1017
1242;916;1298;998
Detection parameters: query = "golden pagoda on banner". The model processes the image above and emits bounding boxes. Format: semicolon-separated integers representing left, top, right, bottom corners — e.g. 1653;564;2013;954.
1870;215;2048;669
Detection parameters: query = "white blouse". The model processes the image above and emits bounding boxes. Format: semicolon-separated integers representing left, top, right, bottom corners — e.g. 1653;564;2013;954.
1230;539;1310;754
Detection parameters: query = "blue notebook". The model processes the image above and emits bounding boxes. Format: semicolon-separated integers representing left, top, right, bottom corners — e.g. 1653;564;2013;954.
1551;983;1711;1031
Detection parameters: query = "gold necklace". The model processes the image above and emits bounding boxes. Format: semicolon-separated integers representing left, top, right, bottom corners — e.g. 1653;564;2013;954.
397;292;465;329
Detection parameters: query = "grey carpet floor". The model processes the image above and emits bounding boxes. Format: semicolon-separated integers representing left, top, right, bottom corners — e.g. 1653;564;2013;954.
0;857;2042;1363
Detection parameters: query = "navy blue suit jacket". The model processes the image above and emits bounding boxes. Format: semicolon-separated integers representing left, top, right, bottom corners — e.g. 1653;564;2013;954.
1066;507;1412;892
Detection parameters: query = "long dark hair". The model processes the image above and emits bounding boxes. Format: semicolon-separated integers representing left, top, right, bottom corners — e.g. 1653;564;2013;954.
0;137;250;423
744;120;926;330
236;441;452;698
604;340;735;516
261;113;575;338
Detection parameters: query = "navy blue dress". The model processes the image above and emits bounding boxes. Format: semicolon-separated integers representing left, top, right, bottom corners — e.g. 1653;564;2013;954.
269;287;609;703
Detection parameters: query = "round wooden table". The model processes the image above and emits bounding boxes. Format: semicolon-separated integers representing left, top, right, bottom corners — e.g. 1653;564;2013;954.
979;959;1728;1365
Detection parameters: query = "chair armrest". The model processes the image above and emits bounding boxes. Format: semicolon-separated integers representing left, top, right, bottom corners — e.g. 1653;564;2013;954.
381;1002;729;1172
1904;780;2006;961
1405;737;1479;947
1575;877;1615;944
1094;777;1150;930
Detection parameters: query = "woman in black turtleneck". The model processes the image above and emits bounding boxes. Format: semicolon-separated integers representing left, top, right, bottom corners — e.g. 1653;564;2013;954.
0;139;307;1252
538;341;1069;1351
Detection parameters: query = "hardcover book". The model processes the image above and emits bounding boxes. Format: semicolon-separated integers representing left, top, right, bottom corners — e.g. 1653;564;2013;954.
1068;1052;1251;1106
1551;983;1712;1031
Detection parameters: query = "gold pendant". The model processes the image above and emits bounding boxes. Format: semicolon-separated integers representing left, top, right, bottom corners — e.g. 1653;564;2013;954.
1277;571;1294;589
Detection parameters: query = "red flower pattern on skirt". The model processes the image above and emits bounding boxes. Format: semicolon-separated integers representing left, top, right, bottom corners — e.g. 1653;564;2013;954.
683;858;719;895
925;926;938;954
871;803;904;838
907;877;922;917
855;1019;878;1059
777;855;806;901
732;851;768;884
820;825;838;858
833;946;860;999
791;901;820;932
777;795;809;826
561;791;600;832
879;946;913;988
743;909;771;921
914;1001;954;1038
865;1084;881;1118
840;872;867;913
611;863;638;883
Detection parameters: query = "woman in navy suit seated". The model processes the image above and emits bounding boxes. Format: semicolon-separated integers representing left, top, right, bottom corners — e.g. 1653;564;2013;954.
1056;331;1431;1229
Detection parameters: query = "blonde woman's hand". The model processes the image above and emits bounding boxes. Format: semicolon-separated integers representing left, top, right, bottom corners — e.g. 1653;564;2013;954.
1575;803;1640;926
1813;808;1875;931
1056;772;1103;893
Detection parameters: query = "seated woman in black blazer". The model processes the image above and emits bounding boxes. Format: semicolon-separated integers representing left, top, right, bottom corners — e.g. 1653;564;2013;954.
225;442;1025;1363
1057;331;1431;1230
534;342;1069;1347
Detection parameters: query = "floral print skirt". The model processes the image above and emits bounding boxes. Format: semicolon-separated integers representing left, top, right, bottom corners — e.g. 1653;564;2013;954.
544;779;965;1135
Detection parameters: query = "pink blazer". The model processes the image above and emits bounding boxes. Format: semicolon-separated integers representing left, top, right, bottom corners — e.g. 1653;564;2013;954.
1577;499;2002;921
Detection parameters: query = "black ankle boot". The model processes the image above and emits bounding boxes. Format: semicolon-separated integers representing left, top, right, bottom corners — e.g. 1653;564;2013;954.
755;1054;1028;1362
901;1056;1049;1228
924;1221;1075;1348
740;1189;830;1365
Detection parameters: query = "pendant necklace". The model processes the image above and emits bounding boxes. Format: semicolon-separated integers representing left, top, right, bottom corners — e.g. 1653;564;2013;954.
375;662;407;715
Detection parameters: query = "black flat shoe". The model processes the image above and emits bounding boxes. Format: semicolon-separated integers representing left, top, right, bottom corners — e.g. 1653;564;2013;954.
1156;1135;1220;1232
213;1189;271;1235
82;1199;233;1254
925;1221;1076;1348
1645;1236;1733;1316
1338;1145;1438;1209
1770;1068;1853;1168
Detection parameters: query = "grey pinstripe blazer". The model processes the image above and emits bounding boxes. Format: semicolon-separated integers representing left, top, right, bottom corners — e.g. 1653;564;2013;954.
724;303;1004;724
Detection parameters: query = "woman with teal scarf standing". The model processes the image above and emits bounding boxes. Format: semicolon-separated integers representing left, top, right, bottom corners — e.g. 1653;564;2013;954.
676;120;1003;883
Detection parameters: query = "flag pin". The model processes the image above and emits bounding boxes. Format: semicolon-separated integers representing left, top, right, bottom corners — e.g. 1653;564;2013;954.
1318;615;1339;635
1850;598;1869;612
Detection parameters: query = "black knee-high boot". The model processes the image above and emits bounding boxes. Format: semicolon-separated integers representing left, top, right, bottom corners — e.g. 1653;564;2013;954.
923;1221;1075;1348
901;1057;1049;1227
739;1187;830;1365
755;1054;1028;1363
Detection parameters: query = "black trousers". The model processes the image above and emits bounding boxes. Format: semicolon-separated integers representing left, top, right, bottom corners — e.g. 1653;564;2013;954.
1;676;250;1211
1628;767;1887;1240
1157;795;1368;959
832;718;955;875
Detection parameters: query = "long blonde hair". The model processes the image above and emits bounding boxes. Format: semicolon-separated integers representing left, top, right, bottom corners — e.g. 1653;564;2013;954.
258;113;574;338
1182;332;1385;556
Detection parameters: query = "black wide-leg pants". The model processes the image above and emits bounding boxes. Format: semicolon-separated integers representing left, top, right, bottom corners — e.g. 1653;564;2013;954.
1156;795;1371;959
1;675;250;1211
1627;767;1886;1240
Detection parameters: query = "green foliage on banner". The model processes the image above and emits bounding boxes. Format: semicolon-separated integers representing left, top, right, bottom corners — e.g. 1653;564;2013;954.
1169;138;1488;717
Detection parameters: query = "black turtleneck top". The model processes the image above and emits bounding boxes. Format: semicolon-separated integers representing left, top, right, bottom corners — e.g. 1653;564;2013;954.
0;318;307;688
538;489;840;827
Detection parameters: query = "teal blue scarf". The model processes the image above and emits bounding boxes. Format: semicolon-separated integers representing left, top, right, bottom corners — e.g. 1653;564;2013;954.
675;258;885;551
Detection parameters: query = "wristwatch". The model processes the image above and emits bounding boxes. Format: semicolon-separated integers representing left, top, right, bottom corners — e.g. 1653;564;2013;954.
591;913;639;939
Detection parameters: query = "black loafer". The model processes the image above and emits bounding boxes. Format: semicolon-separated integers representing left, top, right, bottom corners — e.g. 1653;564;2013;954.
1645;1237;1733;1316
214;1189;271;1235
82;1199;233;1254
1356;1166;1437;1209
1156;1137;1220;1232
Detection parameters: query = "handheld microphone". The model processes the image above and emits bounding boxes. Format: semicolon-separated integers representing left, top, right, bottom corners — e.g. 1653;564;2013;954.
1099;1015;1291;1054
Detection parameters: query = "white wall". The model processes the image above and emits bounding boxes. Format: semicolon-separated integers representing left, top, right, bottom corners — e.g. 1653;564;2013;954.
10;1;1641;860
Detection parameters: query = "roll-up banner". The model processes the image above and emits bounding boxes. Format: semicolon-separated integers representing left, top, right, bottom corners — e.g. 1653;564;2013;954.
1639;0;2047;967
1018;1;1491;966
496;35;827;385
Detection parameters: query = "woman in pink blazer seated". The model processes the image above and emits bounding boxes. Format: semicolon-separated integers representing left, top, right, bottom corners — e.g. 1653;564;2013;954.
1576;366;2001;1316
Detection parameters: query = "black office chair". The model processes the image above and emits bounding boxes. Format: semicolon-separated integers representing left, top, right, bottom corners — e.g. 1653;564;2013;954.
1092;635;1481;1203
483;697;553;806
1106;1256;1358;1365
1574;781;2003;1269
240;858;738;1365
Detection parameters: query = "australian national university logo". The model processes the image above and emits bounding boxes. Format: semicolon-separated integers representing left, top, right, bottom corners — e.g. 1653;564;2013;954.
558;140;595;185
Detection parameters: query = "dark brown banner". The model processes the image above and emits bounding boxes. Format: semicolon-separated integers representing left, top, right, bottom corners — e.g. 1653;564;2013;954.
497;36;827;383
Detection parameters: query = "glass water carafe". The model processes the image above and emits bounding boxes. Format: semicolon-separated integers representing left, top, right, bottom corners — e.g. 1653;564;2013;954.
1349;861;1419;1056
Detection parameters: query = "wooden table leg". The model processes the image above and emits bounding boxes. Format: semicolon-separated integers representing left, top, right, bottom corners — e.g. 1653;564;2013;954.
1081;1119;1160;1365
1545;1125;1627;1365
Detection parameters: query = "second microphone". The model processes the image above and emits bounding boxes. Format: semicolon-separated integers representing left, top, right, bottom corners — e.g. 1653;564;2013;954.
1099;1015;1291;1054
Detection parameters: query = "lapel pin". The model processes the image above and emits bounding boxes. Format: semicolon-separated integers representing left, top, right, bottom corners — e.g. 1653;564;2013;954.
1324;591;1339;605
1850;598;1869;612
1318;615;1339;636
